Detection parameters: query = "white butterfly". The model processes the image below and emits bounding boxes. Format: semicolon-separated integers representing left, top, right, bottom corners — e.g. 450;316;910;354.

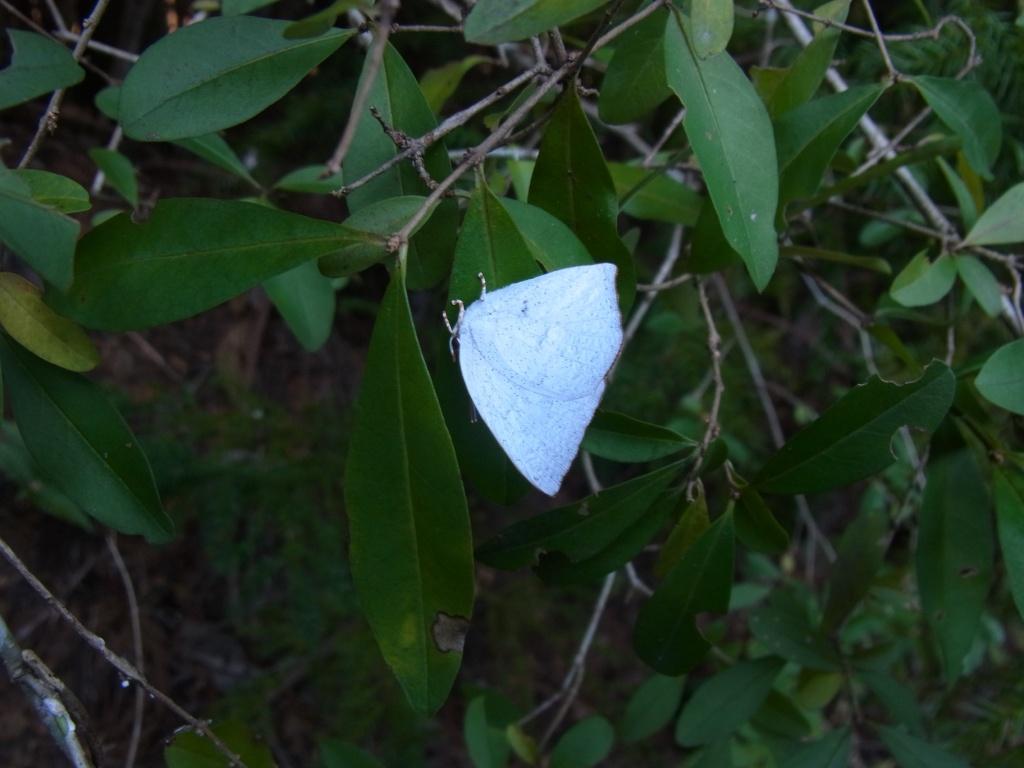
445;264;623;496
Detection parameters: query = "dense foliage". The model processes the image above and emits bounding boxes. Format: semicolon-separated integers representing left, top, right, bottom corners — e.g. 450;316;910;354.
1;0;1023;766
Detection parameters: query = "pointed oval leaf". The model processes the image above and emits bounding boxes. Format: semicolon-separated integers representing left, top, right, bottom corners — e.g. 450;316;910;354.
175;133;260;188
582;410;694;463
165;720;276;768
779;728;851;768
916;450;993;681
976;338;1024;415
994;468;1024;622
0;167;79;291
0;335;172;541
464;0;608;44
912;76;1001;180
50;198;369;331
120;17;354;140
609;163;703;226
775;85;884;204
877;726;969;768
620;674;685;744
764;0;850;117
499;199;593;270
955;255;1002;317
754;362;955;494
549;716;614;768
691;0;734;59
664;12;779;290
529;88;635;306
655;489;710;579
962;182;1024;246
735;487;788;554
89;148;139;208
674;657;785;747
598;8;671;124
344;272;474;715
464;693;519;768
477;461;684;571
0;273;98;372
419;55;491;114
822;492;888;633
633;510;734;675
0;30;84;110
890;252;957;307
749;592;840;671
263;261;335;352
344;43;457;289
13;170;90;214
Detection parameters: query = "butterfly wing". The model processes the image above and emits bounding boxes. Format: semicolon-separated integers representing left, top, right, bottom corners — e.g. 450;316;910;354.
458;264;622;495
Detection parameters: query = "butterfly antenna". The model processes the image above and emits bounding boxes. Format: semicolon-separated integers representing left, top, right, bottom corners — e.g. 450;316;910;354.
477;272;487;299
444;299;465;361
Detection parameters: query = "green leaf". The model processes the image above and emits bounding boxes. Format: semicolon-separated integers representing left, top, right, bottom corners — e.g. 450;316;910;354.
549;716;614;768
120;17;353;140
263;261;335;352
857;669;925;736
13;170;90;213
0;421;93;531
754;361;955;494
822;493;887;633
876;725;969;768
691;0;734;59
321;742;383;768
0;166;79;291
164;720;276;768
344;271;474;715
674;657;785;746
936;157;977;230
976;338;1024;414
608;163;703;227
582;410;693;463
464;0;608;44
781;244;891;275
994;468;1024;621
916;450;993;681
955;255;1002;317
499;199;593;270
0;30;84;111
763;0;850;118
175;133;260;188
775;85;883;205
464;693;519;768
284;0;370;39
343;43;457;290
529;88;635;307
275;165;346;194
598;8;671;124
889;252;957;307
664;11;779;290
89;148;139;208
477;461;684;570
779;728;851;768
51;198;369;331
222;0;279;14
962;182;1024;246
620;675;685;744
420;55;491;113
0;335;172;541
505;725;538;766
751;689;811;740
0;273;98;372
749;592;840;671
654;488;710;580
912;76;1001;180
692;740;733;768
633;510;734;675
735;487;788;554
319;195;427;278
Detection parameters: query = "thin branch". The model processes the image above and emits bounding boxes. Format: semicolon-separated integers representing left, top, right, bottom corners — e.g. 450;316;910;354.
324;0;400;176
643;108;686;167
335;65;544;197
53;30;140;63
622;226;686;348
1;613;96;768
860;0;898;81
106;534;145;768
691;278;725;476
637;271;693;293
0;535;248;768
18;0;114;169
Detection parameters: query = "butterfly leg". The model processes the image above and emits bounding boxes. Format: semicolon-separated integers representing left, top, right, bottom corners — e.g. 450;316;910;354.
477;272;487;299
443;299;466;361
